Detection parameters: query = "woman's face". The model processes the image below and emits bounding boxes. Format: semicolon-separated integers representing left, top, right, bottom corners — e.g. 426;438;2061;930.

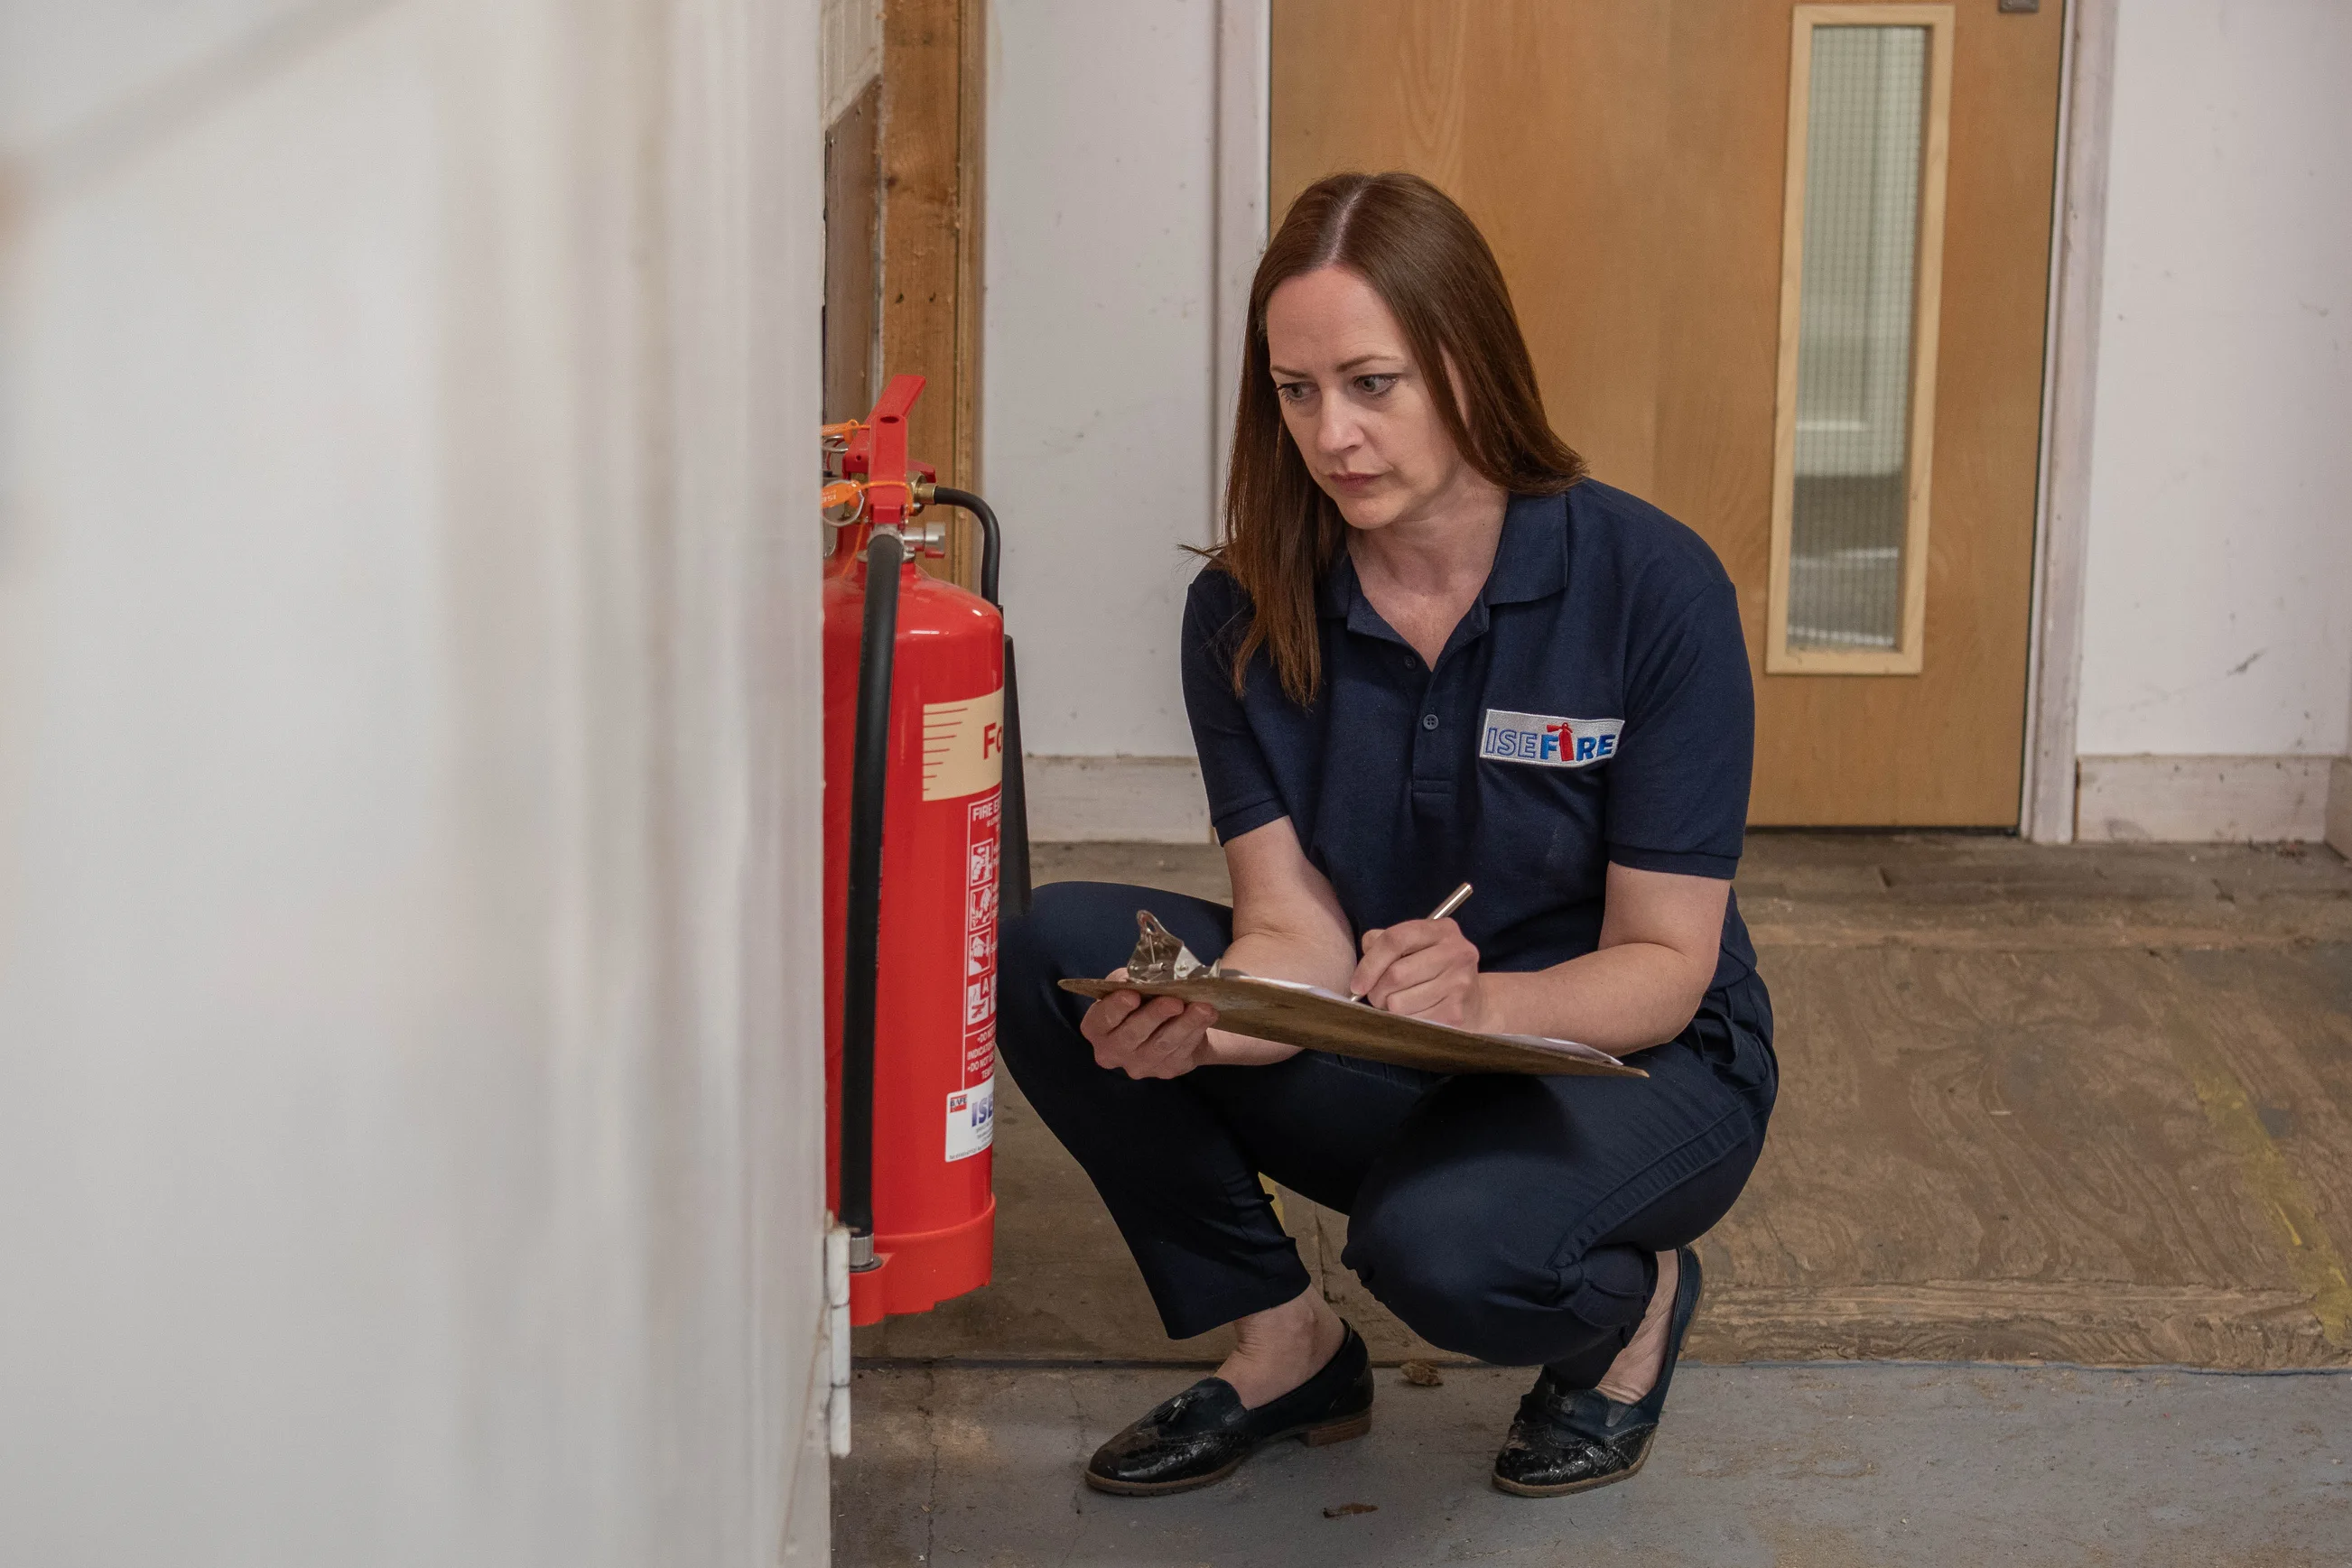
1263;265;1483;534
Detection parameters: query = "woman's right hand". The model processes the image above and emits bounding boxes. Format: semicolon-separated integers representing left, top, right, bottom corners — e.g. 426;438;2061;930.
1079;967;1221;1080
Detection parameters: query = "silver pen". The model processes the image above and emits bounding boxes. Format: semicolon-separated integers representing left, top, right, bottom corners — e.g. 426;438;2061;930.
1351;882;1473;1005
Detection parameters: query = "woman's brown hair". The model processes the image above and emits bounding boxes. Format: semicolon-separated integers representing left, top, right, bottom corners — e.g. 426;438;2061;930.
1208;172;1585;703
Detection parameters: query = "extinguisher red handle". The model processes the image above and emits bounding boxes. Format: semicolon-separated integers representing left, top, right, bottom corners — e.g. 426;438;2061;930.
861;376;925;524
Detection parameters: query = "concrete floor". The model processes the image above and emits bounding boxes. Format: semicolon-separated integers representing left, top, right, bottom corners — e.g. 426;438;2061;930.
841;835;2352;1563
839;1363;2351;1567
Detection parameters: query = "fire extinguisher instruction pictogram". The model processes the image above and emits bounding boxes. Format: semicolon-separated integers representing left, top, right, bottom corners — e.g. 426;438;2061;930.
962;789;1001;1091
946;785;999;1164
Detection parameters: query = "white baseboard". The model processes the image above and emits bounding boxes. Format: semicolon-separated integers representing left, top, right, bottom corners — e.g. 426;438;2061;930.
1024;756;1213;843
2075;754;2338;843
2330;757;2352;858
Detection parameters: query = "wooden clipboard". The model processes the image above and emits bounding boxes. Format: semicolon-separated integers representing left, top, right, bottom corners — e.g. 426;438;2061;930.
1057;971;1645;1079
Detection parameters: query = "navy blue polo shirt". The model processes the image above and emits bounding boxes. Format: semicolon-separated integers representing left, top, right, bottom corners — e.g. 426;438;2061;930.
1181;481;1757;989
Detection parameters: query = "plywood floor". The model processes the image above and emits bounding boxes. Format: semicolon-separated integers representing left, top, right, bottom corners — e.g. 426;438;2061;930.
857;836;2352;1370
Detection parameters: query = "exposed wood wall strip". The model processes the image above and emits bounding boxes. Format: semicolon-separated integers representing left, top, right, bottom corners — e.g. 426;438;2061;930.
823;78;881;424
879;0;983;589
953;0;985;520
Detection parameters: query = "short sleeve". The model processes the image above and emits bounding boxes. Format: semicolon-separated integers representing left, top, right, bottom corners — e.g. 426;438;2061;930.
1603;578;1753;879
1181;573;1290;843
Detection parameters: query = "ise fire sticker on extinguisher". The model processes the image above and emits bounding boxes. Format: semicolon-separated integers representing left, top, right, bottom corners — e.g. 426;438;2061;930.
944;1080;995;1163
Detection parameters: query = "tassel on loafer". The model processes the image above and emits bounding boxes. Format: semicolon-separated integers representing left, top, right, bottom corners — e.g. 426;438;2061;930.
1084;1322;1373;1497
1492;1247;1704;1498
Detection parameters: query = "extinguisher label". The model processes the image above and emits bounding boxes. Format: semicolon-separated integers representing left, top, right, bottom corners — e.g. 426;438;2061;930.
921;688;1007;801
944;1077;995;1163
962;792;1001;1085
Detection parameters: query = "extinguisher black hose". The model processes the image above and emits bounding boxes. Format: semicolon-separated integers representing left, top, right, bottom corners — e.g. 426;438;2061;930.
930;485;1031;918
840;526;904;1251
932;485;1000;608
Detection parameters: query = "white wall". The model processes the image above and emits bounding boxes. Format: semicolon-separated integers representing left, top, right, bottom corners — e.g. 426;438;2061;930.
2076;0;2352;762
0;2;833;1563
984;0;1220;759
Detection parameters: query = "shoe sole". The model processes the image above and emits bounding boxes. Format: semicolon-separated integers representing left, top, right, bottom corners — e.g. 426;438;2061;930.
1491;1426;1656;1498
1083;1411;1373;1498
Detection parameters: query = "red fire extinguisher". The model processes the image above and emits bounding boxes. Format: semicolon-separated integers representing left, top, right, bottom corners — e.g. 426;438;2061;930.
822;375;1030;1326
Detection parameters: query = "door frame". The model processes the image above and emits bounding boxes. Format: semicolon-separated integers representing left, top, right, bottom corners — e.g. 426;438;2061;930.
1213;0;1275;549
1219;0;2115;840
2019;0;2118;843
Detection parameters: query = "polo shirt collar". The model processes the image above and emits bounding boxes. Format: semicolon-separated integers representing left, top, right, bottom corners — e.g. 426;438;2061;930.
1484;490;1572;606
1315;489;1572;624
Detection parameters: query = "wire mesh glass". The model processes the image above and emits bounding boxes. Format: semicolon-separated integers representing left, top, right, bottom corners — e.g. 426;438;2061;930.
1786;25;1929;653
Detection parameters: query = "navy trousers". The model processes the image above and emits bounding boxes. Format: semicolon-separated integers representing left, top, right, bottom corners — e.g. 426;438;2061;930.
996;880;1778;1387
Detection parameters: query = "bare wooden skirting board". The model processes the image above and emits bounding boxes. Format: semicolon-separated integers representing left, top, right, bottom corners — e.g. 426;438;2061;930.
1058;974;1643;1079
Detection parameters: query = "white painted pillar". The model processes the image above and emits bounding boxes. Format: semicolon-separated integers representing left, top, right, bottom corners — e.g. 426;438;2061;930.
0;2;832;1562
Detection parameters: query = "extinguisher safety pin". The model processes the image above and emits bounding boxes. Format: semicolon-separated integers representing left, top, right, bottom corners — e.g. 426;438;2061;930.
821;479;868;527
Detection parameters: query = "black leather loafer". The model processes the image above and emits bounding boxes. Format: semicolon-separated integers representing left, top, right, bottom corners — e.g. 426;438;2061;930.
1492;1247;1704;1498
1084;1322;1373;1496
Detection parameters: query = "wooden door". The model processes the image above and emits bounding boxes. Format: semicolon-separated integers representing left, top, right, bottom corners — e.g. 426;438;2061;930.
1272;0;2063;825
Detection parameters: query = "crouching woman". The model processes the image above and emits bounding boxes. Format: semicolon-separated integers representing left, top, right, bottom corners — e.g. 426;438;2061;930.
996;172;1776;1498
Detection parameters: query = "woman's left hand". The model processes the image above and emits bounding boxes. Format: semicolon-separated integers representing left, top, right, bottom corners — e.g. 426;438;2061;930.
1350;918;1486;1028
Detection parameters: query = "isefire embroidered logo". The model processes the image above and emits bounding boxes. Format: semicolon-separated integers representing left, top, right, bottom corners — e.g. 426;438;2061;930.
1479;709;1625;768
